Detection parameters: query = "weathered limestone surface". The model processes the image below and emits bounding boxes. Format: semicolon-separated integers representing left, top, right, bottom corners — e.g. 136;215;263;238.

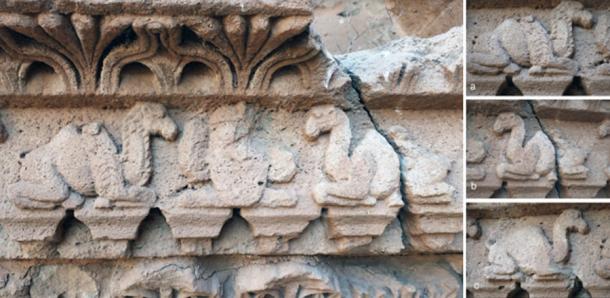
467;204;610;297
311;0;462;54
0;0;463;296
467;0;610;95
467;100;610;198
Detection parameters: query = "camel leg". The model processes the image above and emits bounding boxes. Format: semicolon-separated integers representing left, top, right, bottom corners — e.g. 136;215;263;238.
410;183;455;202
484;253;519;279
497;163;538;180
313;182;376;206
7;160;70;209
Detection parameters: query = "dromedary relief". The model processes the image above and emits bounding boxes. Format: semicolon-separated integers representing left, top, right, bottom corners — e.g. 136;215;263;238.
388;125;455;204
484;209;589;281
304;105;403;250
468;1;593;76
493;112;556;181
177;102;297;209
7;102;179;209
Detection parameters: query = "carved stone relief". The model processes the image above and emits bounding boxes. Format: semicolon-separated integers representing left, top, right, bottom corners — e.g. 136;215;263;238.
468;204;610;297
467;100;610;198
466;1;610;95
0;0;463;295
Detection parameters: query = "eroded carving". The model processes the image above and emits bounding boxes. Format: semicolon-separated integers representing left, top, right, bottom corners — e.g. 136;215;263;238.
467;136;487;181
304;105;402;250
484;209;589;281
494;112;556;181
468;1;592;76
389;126;461;251
552;128;589;180
8;102;178;209
235;263;341;298
178;102;296;209
116;260;220;298
389;126;454;203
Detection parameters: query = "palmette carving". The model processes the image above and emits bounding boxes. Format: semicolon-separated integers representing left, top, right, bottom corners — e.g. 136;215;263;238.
0;12;340;98
484;209;589;281
7;102;178;210
304;105;403;251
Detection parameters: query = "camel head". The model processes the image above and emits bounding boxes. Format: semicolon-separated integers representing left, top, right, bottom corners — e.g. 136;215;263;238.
127;102;179;141
558;209;589;235
492;112;521;135
304;105;343;140
554;1;593;29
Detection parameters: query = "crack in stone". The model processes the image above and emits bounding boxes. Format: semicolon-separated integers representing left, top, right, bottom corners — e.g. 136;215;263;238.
528;100;563;197
338;60;411;251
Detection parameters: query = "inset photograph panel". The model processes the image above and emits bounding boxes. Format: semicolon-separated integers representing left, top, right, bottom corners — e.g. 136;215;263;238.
467;203;610;297
467;100;610;198
466;1;610;96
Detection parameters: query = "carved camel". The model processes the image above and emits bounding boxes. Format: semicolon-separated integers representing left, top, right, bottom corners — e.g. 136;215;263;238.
493;112;556;181
303;105;400;206
7;102;178;209
484;209;589;281
178;102;297;208
551;128;589;180
469;1;592;76
388;126;455;203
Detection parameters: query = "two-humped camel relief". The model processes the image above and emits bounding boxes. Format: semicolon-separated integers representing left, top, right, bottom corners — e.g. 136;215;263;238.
469;1;593;76
303;105;402;208
484;209;589;281
493;112;556;181
8;102;178;209
177;102;297;208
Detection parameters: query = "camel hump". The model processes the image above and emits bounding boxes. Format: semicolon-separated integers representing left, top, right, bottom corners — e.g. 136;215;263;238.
496;19;530;66
359;129;400;198
531;132;556;174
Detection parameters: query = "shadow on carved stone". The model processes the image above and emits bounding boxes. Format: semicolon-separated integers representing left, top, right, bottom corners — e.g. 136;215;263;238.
496;77;523;96
177;61;219;94
507;283;529;298
118;62;160;94
22;61;65;94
